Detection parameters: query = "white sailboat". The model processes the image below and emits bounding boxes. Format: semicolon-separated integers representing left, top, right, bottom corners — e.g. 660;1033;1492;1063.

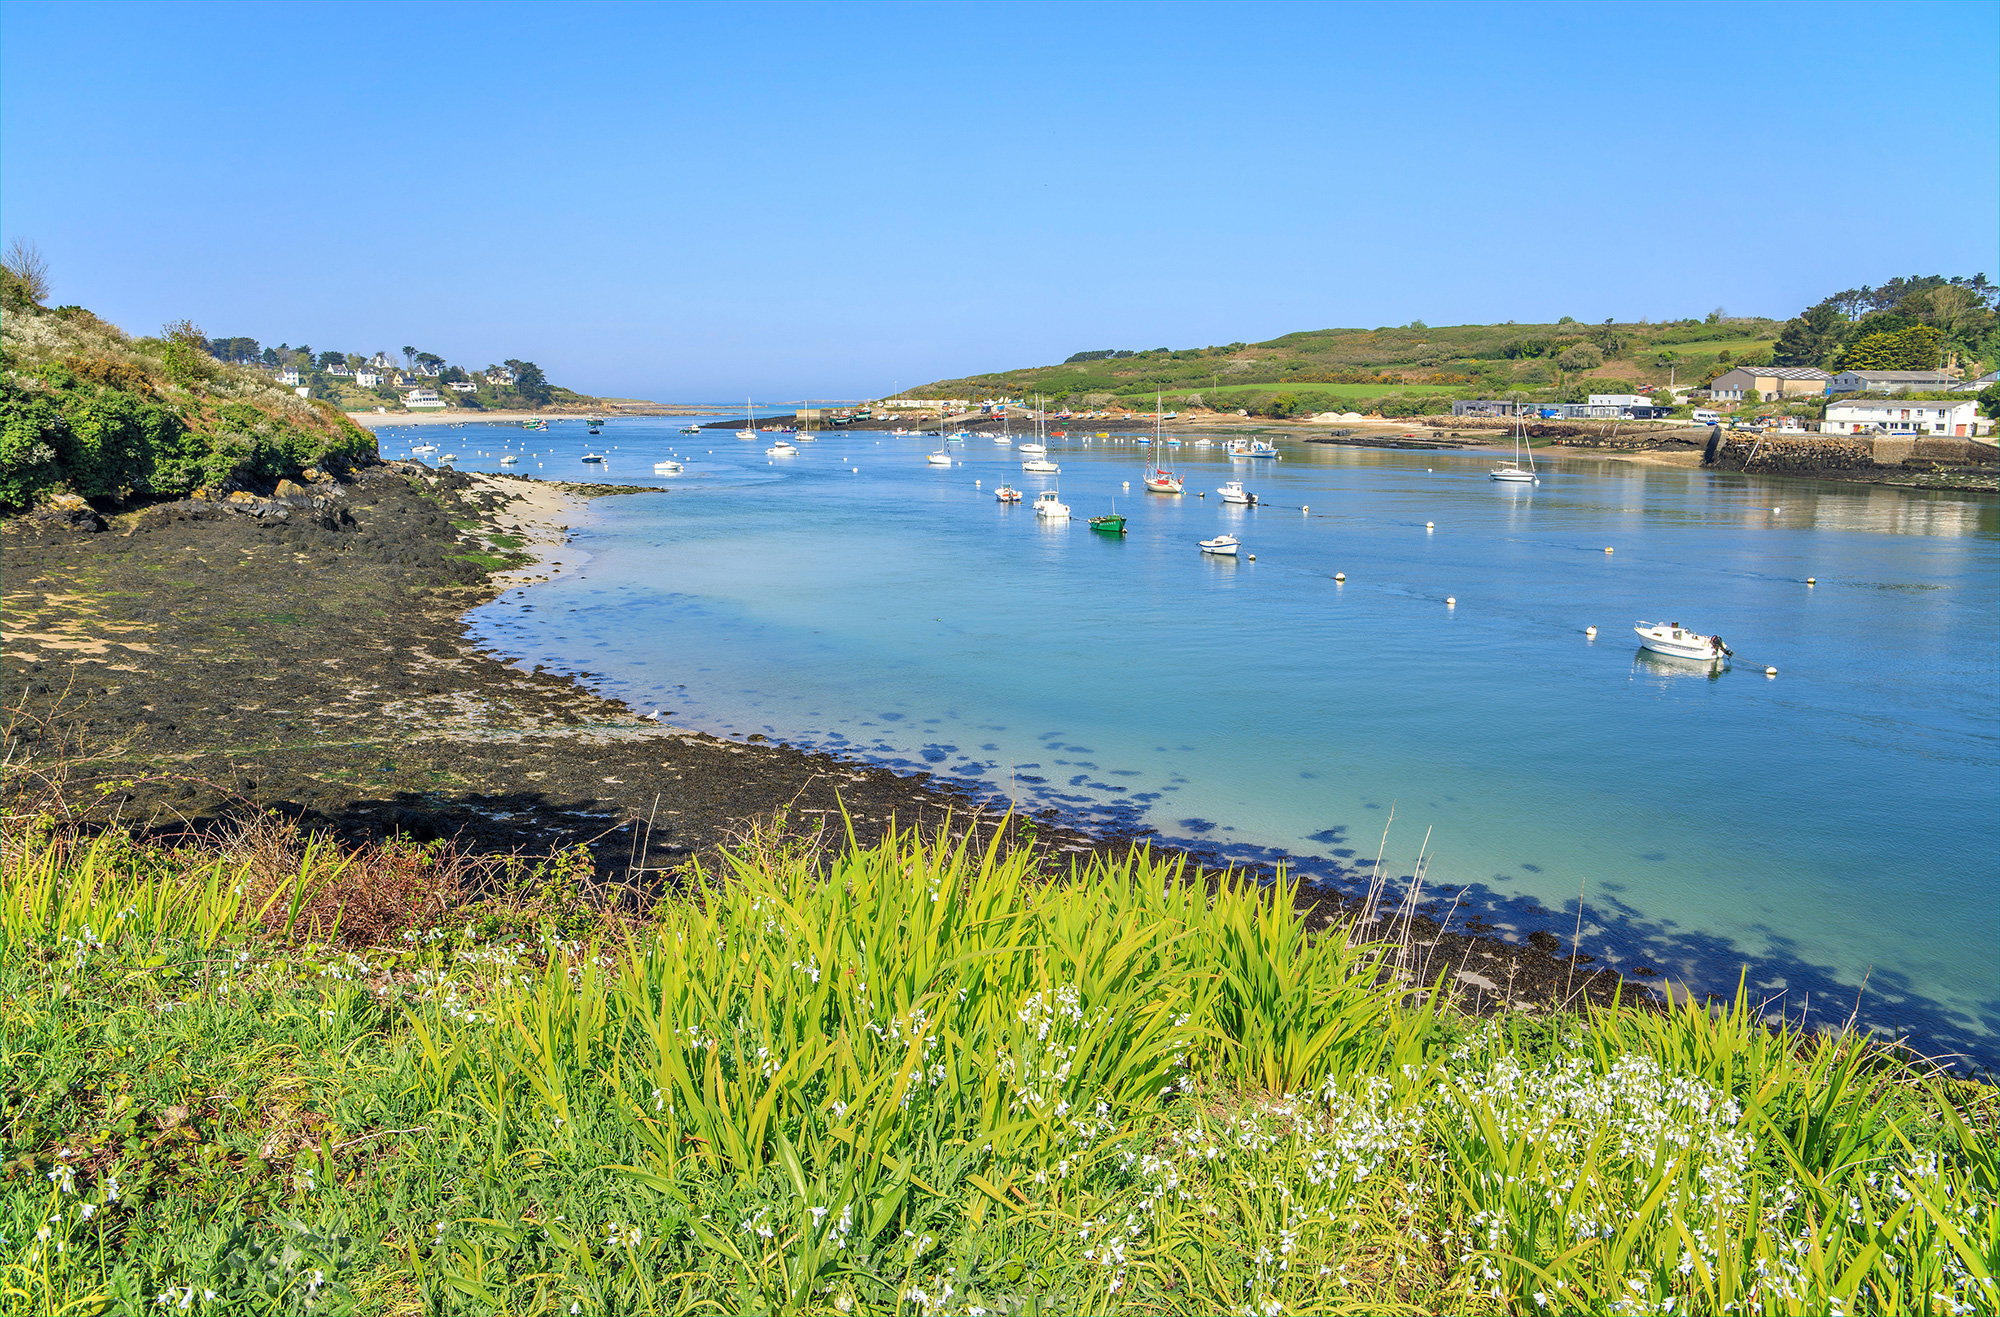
1490;414;1540;483
737;398;757;441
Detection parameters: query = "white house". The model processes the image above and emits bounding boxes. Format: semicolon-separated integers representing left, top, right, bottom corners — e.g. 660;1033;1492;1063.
1823;399;1988;437
279;365;300;386
416;362;442;377
368;352;394;368
327;361;353;377
1827;369;1956;394
404;388;446;410
447;381;478;393
356;368;383;387
1588;394;1653;408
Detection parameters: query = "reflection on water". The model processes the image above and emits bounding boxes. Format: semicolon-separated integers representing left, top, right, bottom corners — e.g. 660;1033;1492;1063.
436;420;1999;1069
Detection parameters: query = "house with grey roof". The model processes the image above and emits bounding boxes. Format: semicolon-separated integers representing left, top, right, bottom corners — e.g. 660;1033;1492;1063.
1709;365;1831;402
1827;369;1956;394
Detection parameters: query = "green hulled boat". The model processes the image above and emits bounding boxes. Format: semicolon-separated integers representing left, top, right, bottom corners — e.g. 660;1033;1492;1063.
1089;514;1127;535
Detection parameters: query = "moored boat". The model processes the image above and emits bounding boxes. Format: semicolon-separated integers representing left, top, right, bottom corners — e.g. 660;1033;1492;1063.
1033;490;1069;520
927;450;954;466
1088;513;1127;534
994;484;1022;503
1199;534;1240;556
767;441;798;456
653;459;684;474
1633;621;1730;661
1022;457;1059;473
581;453;606;463
1217;480;1255;505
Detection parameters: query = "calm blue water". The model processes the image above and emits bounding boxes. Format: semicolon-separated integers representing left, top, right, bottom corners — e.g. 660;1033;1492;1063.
385;419;2000;1065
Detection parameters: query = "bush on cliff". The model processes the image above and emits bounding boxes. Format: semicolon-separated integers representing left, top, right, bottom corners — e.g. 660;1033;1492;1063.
0;295;375;511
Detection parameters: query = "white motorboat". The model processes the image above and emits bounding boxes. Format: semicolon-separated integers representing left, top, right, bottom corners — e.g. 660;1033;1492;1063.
892;427;913;436
927;450;954;466
680;424;703;434
581;453;606;463
653;459;684;474
1192;438;1213;448
1034;490;1069;520
1634;621;1731;661
1199;534;1240;556
499;454;519;465
412;443;439;454
1217;480;1256;505
994;484;1022;503
1022;457;1060;473
948;429;973;440
1017;442;1047;455
1247;440;1278;458
767;441;798;456
1226;439;1251;458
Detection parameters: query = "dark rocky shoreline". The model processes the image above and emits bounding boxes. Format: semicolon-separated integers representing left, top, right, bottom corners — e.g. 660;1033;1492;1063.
0;460;1773;1024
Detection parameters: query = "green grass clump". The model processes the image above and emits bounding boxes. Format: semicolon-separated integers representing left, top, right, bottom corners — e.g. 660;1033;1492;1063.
2;818;1993;1315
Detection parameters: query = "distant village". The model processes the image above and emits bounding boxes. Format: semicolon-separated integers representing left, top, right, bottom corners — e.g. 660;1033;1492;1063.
201;337;547;411
1451;364;1997;438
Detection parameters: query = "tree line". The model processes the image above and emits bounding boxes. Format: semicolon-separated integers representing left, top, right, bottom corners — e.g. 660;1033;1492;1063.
1771;274;1996;374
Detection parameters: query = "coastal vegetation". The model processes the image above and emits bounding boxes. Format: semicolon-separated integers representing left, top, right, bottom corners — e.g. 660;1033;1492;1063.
0;268;375;512
908;276;1998;419
908;314;1789;415
3;807;1993;1316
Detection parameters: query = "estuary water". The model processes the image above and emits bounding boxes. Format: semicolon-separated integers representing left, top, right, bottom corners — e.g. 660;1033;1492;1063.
396;419;1999;1066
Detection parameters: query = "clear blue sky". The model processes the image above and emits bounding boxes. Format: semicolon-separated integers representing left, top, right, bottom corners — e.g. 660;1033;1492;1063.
4;1;1995;401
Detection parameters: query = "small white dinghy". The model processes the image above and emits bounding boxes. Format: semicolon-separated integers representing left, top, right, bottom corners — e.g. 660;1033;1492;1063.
1022;457;1060;473
1034;490;1070;520
1200;534;1240;556
653;459;684;474
1634;621;1730;661
927;450;954;466
499;454;519;466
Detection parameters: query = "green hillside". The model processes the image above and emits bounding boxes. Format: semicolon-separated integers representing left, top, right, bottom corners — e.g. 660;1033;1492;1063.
1;279;376;512
911;277;1999;418
909;315;1784;414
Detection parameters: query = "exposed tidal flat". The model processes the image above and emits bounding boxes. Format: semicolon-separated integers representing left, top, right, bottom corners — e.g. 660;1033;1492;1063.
420;417;2000;1069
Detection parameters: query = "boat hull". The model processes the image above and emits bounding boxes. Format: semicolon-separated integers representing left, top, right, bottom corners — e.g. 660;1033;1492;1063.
1489;469;1536;483
1088;516;1126;534
1634;627;1727;661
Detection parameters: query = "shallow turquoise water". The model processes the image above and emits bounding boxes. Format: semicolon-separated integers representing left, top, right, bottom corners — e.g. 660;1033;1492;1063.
396;419;2000;1065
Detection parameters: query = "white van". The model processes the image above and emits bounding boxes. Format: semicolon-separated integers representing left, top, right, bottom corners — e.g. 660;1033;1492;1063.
1692;408;1720;424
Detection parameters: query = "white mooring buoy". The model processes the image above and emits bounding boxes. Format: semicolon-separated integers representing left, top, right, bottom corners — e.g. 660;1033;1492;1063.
1425;521;1435;530
1806;577;1816;585
1446;596;1457;606
1605;546;1615;554
1765;667;1778;677
1586;625;1597;637
1334;572;1345;581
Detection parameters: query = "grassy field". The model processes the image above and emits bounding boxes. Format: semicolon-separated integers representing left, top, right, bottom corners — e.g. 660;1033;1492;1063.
3;814;1992;1316
1156;382;1455;403
906;318;1784;404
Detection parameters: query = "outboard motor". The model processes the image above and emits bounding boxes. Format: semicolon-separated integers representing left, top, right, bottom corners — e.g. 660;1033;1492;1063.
1714;635;1732;657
